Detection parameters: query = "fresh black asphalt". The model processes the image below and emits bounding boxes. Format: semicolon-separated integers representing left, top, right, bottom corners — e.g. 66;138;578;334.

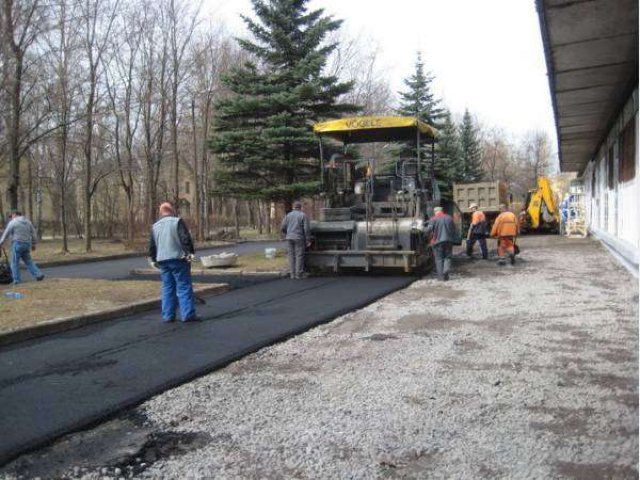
0;274;415;465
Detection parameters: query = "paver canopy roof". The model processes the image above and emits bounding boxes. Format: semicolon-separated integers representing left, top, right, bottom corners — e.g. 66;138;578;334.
313;116;437;143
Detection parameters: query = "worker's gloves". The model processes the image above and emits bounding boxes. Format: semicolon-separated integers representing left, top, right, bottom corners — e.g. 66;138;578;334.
147;257;160;270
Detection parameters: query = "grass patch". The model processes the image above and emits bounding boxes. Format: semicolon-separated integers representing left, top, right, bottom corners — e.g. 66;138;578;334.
239;228;280;241
26;238;233;265
232;249;287;271
0;278;216;334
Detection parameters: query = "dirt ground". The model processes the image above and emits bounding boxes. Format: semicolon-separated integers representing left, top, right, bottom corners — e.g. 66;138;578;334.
0;279;216;333
1;235;637;479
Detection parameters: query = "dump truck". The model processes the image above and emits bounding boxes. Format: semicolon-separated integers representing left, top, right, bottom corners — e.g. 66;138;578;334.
307;116;462;273
453;181;509;233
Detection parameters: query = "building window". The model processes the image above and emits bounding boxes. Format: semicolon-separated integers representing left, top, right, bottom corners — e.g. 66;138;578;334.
619;118;636;182
185;181;190;194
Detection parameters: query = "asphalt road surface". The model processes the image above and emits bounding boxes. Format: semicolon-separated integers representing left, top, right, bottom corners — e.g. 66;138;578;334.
0;274;415;465
40;241;284;280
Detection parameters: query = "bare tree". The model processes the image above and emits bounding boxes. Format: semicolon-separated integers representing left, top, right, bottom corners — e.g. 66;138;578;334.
104;3;142;247
77;0;119;251
481;127;514;182
137;0;169;227
164;0;200;209
187;26;233;240
327;30;393;114
40;0;85;253
0;0;273;244
0;0;48;211
517;130;553;195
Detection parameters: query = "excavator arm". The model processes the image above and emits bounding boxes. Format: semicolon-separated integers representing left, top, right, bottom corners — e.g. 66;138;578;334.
524;177;560;231
527;189;544;229
537;177;560;222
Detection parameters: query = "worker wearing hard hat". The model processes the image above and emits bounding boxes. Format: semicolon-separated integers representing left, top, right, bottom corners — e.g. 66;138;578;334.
465;203;489;259
490;204;519;265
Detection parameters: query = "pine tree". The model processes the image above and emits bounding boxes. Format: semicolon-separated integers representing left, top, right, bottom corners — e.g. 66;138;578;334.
210;0;358;209
435;109;463;197
459;109;484;182
395;52;444;162
397;52;443;126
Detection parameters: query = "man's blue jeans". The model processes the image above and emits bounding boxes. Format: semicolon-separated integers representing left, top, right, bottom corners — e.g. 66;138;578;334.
158;259;196;321
11;241;43;284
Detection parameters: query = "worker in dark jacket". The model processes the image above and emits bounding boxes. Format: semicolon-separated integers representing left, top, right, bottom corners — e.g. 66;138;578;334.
425;206;459;281
466;203;489;259
148;202;199;322
281;200;311;279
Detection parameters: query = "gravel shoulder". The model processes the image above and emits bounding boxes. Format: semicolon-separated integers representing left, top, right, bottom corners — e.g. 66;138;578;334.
2;235;637;479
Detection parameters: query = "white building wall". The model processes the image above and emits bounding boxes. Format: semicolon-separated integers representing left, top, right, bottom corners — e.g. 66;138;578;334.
581;87;639;273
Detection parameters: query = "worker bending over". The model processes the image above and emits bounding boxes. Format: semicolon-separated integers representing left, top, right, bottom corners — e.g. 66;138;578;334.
491;204;519;265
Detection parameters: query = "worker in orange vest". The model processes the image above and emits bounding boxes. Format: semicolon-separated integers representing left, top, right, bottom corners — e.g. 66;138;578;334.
466;203;489;259
490;204;519;265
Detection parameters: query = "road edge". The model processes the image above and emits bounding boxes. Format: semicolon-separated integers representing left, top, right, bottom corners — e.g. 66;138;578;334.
35;241;240;268
0;284;229;348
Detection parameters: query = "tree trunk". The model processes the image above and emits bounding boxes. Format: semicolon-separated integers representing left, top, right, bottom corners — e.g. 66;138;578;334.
190;98;201;241
6;51;23;211
234;199;240;239
247;200;255;230
27;158;34;219
83;65;97;252
125;188;135;248
257;200;264;235
171;94;179;208
60;186;69;254
147;164;158;227
199;99;211;241
266;202;273;235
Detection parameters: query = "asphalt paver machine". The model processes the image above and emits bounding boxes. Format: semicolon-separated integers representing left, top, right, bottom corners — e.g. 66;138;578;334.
308;116;461;273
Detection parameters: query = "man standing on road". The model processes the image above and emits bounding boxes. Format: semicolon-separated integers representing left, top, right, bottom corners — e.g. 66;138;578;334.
491;204;519;265
0;211;44;284
148;202;199;322
465;203;489;259
281;200;311;279
426;206;458;281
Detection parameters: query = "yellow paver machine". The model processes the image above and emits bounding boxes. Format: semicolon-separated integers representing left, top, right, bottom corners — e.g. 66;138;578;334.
308;116;462;273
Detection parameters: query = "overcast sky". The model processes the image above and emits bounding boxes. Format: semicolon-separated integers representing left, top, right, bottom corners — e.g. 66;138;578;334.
203;0;557;145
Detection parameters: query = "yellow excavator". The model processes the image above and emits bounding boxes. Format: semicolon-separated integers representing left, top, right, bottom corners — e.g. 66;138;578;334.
519;177;560;233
